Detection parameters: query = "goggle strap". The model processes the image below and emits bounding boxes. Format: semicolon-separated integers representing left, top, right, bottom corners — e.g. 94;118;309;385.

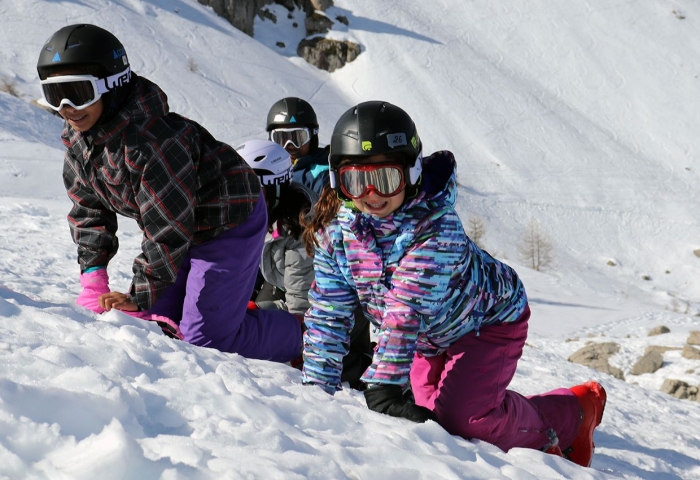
97;67;132;94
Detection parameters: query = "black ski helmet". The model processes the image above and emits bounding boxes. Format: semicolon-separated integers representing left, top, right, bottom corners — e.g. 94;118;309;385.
266;97;319;131
328;101;423;199
37;24;134;123
37;24;130;80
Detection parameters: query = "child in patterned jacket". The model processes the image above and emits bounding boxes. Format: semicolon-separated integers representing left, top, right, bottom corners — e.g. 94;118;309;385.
300;100;607;467
37;24;302;363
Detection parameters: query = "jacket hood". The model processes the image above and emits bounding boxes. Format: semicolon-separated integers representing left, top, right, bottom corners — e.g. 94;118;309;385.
356;150;457;213
87;75;169;145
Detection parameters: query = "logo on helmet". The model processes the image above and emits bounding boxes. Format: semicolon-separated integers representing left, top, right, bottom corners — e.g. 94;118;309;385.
362;141;372;151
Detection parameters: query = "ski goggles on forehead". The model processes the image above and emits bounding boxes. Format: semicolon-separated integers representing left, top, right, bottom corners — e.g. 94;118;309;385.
39;67;131;111
338;163;406;199
269;127;312;149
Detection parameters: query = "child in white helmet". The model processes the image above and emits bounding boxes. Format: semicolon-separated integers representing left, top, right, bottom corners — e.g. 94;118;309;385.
238;140;374;387
237;139;317;316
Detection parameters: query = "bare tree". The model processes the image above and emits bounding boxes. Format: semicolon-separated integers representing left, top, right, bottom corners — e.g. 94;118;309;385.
467;215;486;248
517;219;553;271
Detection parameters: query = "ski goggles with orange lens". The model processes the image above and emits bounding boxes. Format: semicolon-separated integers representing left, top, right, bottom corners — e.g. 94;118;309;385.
269;127;312;149
338;163;406;199
40;67;131;111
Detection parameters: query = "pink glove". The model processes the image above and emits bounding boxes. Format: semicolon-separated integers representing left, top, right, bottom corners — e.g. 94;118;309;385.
76;269;110;313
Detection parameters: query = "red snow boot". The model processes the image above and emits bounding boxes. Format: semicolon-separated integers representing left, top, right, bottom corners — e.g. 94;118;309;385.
565;381;607;467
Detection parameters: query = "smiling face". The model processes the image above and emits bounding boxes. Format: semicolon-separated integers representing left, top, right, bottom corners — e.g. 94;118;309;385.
48;68;104;132
57;100;104;132
348;154;406;218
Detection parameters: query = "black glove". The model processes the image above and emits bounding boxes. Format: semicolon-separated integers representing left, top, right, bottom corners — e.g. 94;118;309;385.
364;384;438;423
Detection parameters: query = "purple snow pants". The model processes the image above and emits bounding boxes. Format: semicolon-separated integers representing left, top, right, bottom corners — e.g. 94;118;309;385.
149;196;302;362
410;306;581;452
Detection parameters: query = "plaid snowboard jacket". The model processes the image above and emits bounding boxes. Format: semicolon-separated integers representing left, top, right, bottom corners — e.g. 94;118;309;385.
62;75;260;310
302;151;528;392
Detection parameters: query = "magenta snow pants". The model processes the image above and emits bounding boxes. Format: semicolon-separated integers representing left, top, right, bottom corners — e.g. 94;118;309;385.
149;196;302;362
410;307;581;452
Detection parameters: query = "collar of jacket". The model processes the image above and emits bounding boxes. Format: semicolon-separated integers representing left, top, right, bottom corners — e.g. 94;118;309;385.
293;145;330;170
78;75;169;146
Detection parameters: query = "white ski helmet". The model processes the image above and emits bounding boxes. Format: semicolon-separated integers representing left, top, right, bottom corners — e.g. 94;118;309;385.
237;139;293;186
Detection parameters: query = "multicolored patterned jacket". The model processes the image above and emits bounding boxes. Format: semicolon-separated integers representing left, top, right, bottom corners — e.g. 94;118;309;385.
302;151;527;392
62;74;260;310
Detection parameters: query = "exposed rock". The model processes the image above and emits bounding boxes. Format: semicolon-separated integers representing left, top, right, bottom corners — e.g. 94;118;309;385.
682;345;700;360
197;0;355;72
569;342;619;363
310;0;333;11
305;10;334;36
335;15;349;25
596;363;625;380
196;0;269;36
687;331;700;345
259;7;277;23
644;345;680;355
568;342;625;380
648;325;670;336
630;351;664;375
660;379;698;401
196;0;333;36
694;248;700;258
297;37;361;72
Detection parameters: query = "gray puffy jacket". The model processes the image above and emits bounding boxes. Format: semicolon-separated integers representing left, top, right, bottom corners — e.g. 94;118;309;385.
256;230;313;316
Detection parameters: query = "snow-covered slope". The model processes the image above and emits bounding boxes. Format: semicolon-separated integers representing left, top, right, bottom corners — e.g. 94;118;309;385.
0;0;699;478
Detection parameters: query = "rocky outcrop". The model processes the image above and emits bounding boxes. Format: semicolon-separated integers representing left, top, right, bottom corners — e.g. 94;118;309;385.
568;342;625;380
297;37;361;72
568;328;700;402
196;0;332;36
197;0;361;72
644;345;680;355
682;345;700;360
648;325;670;336
196;0;269;36
305;10;334;35
630;351;664;375
688;331;700;346
660;379;699;401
